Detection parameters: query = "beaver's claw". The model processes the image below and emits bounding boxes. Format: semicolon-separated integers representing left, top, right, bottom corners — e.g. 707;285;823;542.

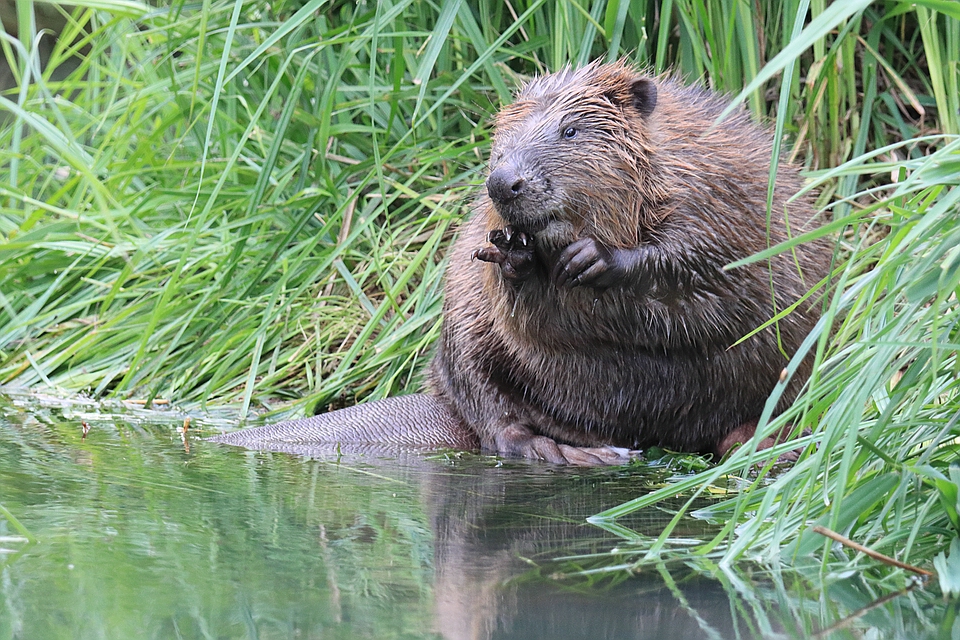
553;237;632;290
473;226;536;281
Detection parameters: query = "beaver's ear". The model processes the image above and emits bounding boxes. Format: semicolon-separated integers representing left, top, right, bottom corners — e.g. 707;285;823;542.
629;78;657;117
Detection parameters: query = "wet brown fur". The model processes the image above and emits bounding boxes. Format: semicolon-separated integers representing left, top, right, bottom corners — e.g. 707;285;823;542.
426;60;832;460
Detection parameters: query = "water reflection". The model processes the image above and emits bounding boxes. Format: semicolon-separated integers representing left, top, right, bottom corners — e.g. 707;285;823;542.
0;392;948;639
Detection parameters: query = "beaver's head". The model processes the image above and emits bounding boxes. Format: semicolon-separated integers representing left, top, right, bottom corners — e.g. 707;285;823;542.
486;60;663;250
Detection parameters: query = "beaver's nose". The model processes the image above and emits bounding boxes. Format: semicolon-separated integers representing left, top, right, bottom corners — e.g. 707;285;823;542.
486;165;527;204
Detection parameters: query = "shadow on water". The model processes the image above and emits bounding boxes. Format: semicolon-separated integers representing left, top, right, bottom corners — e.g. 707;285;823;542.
0;391;952;639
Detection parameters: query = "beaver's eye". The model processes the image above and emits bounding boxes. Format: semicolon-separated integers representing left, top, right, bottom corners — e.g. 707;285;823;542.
562;126;578;139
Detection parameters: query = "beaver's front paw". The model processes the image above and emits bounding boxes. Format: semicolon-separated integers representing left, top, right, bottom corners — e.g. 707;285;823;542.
552;237;627;289
472;226;536;281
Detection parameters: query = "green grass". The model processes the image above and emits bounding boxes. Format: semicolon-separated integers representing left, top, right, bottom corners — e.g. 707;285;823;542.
2;0;959;575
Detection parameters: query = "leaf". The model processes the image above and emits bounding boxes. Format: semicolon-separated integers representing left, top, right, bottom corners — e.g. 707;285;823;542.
893;0;960;21
934;537;960;598
413;0;464;119
53;0;150;16
788;473;901;558
912;464;960;534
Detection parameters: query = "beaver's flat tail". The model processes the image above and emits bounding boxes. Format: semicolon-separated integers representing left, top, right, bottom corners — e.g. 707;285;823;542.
208;394;479;454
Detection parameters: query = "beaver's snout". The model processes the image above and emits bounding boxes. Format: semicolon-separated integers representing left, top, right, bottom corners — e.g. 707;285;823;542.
486;164;527;205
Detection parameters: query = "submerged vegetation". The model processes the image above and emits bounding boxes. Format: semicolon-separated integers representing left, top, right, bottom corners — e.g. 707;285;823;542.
1;0;959;581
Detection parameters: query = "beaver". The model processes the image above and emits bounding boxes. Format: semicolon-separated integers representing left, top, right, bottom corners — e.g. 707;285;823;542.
211;60;831;465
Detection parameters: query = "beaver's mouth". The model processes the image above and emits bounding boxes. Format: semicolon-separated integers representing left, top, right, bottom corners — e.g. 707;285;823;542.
514;215;551;235
492;202;554;235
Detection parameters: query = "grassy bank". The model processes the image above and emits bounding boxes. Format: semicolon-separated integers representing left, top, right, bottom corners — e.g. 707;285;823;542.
2;0;959;573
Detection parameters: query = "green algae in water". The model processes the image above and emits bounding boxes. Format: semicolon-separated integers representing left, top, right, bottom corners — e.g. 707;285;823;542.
0;391;951;639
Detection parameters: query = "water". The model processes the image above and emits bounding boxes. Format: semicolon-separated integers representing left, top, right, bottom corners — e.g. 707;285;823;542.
0;391;951;639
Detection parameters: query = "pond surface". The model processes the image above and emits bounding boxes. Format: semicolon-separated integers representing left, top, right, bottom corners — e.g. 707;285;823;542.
0;390;951;639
